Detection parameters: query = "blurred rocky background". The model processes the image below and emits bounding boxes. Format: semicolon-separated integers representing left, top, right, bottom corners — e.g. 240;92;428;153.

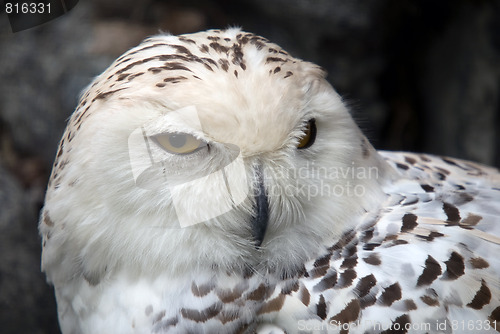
0;0;499;332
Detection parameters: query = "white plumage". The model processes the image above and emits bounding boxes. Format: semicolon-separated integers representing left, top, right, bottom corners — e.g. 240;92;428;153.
40;28;500;333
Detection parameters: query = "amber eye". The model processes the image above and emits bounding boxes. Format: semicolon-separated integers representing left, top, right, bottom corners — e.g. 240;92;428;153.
297;119;316;149
154;133;206;155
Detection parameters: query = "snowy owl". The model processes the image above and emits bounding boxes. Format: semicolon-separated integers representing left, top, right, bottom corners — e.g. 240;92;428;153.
40;28;500;334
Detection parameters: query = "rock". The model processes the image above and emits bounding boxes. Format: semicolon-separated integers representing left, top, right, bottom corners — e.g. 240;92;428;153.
0;163;58;334
420;1;500;165
0;1;116;167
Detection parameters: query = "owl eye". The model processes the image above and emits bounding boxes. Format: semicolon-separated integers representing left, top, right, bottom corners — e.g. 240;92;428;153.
153;133;206;155
297;119;316;149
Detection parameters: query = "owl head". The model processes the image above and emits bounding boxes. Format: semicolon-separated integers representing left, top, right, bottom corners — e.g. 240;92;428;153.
40;28;392;285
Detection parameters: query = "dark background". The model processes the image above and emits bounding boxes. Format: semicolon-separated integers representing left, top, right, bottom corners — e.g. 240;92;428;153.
0;0;499;332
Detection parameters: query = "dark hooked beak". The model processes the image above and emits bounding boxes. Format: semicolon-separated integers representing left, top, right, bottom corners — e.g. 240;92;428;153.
252;165;269;247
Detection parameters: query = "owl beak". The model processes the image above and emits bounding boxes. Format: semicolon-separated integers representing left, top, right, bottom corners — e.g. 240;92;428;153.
252;165;269;247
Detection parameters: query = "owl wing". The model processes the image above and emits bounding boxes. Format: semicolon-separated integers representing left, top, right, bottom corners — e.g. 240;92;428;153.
258;152;500;333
